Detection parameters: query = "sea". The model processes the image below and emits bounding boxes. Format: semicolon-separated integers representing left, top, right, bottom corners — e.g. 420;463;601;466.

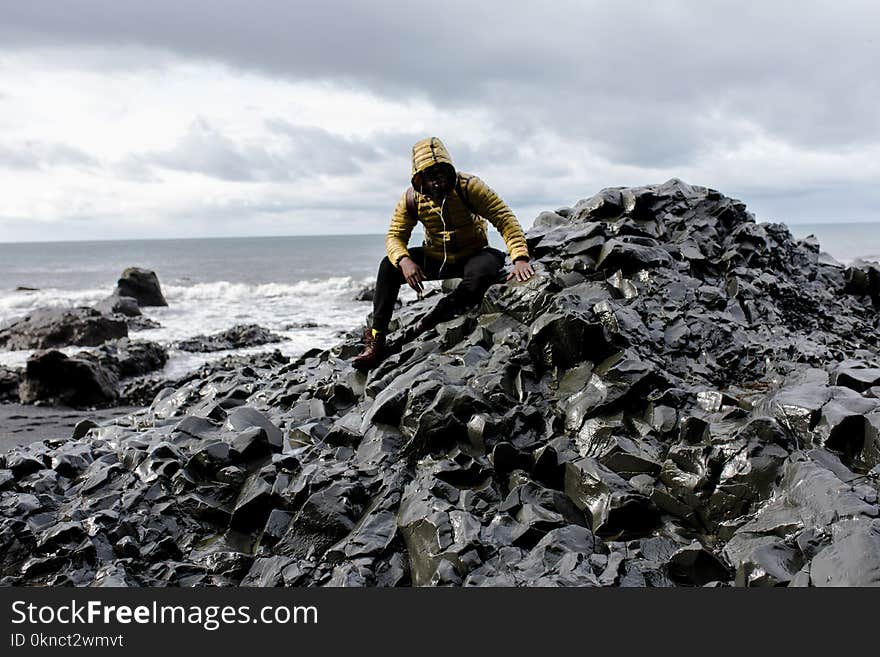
0;223;878;379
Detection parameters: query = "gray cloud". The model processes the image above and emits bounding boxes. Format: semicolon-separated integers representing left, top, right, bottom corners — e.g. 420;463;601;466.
2;1;879;242
4;0;879;165
125;118;383;181
263;120;383;174
0;140;98;170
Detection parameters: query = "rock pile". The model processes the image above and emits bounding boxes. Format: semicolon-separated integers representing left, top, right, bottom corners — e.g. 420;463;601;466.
0;268;172;408
15;339;170;408
1;179;879;587
1;268;169;353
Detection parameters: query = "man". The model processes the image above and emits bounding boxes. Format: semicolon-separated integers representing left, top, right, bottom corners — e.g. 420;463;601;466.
353;137;534;371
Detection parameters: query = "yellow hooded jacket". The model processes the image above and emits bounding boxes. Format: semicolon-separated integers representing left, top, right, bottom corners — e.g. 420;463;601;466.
385;137;530;267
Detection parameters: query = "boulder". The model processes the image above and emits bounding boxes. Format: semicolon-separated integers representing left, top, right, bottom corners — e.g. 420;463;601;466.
353;285;375;301
176;324;284;352
0;307;127;350
125;316;162;331
0;366;21;402
89;338;169;378
114;267;167;307
18;350;119;408
95;293;142;317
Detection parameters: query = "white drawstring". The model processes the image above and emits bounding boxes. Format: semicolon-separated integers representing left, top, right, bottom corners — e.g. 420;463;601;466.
418;174;449;279
437;195;448;276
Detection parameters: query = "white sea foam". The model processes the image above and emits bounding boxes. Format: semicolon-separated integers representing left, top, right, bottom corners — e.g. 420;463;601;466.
0;287;109;319
0;275;402;375
162;277;364;304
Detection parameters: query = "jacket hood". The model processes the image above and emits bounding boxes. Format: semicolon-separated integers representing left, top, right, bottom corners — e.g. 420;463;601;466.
411;137;456;187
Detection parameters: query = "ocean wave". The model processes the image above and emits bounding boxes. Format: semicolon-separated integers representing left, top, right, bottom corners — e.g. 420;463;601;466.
0;287;109;322
0;276;373;322
163;276;371;303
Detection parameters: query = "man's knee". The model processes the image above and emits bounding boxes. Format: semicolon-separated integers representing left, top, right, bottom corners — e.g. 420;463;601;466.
455;269;498;304
462;254;503;288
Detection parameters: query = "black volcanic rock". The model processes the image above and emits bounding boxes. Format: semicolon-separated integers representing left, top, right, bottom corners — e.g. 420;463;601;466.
12;339;167;409
844;259;880;307
0;366;21;403
0;307;127;350
354;285;375;301
95;293;142;318
125;316;162;331
114;268;167;307
88;338;168;379
18;350;119;408
1;179;878;587
176;324;284;353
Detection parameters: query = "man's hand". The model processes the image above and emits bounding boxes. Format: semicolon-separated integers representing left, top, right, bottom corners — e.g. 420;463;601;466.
507;258;535;283
399;256;426;293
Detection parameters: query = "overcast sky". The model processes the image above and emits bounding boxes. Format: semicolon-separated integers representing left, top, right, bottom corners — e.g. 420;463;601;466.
1;1;878;242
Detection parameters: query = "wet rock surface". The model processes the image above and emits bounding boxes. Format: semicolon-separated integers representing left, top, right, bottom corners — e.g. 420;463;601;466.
354;285;375;302
0;366;21;403
88;338;169;379
0;268;166;355
95;293;142;318
18;350;120;408
176;324;285;353
0;307;128;350
2;179;879;587
15;339;168;409
114;267;167;307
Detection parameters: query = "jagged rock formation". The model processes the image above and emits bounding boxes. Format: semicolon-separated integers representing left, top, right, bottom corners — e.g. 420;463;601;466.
1;179;878;587
88;338;169;380
175;324;284;353
0;307;128;350
16;339;169;408
12;339;168;409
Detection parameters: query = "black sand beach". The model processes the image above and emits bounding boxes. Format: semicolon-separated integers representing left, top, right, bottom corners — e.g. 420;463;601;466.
0;403;143;449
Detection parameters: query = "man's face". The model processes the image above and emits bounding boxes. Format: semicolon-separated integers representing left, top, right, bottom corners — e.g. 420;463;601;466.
418;164;455;199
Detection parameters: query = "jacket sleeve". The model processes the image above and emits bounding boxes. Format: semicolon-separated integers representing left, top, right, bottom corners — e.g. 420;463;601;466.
464;175;530;262
386;192;417;267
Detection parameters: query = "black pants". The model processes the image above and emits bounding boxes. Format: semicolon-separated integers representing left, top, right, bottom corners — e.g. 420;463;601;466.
372;246;506;332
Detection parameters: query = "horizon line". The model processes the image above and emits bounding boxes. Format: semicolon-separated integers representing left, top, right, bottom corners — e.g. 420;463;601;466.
1;219;879;245
0;232;391;246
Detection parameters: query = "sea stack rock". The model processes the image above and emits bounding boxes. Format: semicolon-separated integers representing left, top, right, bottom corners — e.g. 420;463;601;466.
115;267;167;307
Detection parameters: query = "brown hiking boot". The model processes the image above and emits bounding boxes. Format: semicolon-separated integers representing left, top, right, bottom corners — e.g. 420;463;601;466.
352;327;387;371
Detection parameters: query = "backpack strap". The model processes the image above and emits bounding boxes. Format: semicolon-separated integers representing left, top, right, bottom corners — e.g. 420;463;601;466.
405;186;417;220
